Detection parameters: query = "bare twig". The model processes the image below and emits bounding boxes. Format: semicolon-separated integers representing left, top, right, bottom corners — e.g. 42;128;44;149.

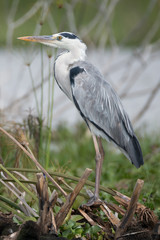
55;168;92;228
116;229;150;240
106;203;126;216
133;80;160;123
142;10;160;46
64;2;77;33
115;179;144;238
80;0;108;38
112;189;146;212
6;0;20;47
121;0;158;45
78;208;99;226
100;202;120;228
0;178;38;217
13;171;37;192
0;127;67;197
49;190;58;208
13;2;43;28
36;173;57;234
57;177;74;191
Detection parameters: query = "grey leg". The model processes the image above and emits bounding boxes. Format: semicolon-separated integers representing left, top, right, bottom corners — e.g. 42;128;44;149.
93;136;104;199
85;135;104;206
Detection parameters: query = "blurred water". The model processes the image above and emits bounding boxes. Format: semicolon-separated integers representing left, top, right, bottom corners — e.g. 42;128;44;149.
0;47;160;132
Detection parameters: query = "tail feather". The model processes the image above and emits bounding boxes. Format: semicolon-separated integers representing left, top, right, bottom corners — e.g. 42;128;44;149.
126;135;144;168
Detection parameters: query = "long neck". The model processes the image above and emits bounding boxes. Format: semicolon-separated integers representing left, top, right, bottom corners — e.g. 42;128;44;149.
62;41;87;65
54;42;87;100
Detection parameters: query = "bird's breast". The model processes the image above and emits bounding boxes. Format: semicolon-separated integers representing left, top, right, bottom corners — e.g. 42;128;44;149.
54;59;73;101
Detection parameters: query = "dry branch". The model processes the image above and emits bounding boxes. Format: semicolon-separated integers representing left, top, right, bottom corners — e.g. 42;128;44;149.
106;203;126;216
78;208;98;227
49;189;58;207
112;188;145;212
100;202;120;228
36;173;57;234
115;179;144;238
55;168;92;228
133;80;160;123
0;127;67;197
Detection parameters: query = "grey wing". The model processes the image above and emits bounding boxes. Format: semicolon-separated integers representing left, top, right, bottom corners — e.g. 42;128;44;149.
69;61;143;168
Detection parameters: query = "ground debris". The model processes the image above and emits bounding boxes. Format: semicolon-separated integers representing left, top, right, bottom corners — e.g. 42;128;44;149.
0;175;159;240
0;212;18;237
117;222;152;240
79;179;159;240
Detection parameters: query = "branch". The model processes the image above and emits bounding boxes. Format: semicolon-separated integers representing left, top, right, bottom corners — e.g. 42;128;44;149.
55;168;92;228
133;80;160;123
115;179;144;238
0;127;67;197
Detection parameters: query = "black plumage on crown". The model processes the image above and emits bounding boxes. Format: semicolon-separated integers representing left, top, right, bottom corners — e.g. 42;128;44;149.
60;32;79;39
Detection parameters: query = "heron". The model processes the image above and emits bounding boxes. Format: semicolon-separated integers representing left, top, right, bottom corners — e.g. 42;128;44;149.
18;32;144;205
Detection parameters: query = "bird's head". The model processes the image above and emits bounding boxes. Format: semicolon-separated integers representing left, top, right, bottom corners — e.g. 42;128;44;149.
18;32;87;52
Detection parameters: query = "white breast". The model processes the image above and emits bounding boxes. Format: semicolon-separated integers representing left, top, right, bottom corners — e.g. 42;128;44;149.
54;45;86;102
54;52;73;101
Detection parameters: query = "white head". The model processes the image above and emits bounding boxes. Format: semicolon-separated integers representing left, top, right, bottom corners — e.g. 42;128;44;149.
18;32;87;53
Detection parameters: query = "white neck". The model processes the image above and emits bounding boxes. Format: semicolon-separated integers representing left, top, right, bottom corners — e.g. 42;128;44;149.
63;41;87;64
54;41;87;100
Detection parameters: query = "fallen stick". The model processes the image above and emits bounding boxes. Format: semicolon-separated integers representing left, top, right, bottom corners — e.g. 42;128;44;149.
55;168;92;229
106;202;126;216
115;229;150;240
78;208;98;227
112;188;146;212
115;179;144;239
100;202;120;228
112;187;157;225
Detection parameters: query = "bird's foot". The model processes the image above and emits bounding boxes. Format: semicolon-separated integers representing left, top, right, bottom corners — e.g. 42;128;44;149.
82;196;102;207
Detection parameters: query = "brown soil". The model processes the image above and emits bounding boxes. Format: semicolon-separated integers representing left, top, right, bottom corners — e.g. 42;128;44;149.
115;221;160;240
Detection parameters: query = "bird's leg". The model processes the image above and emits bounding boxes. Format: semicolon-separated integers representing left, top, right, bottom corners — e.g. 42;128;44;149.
86;135;104;206
94;136;104;199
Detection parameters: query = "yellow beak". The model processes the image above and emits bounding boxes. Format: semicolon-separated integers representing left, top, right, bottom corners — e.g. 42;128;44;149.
17;35;55;43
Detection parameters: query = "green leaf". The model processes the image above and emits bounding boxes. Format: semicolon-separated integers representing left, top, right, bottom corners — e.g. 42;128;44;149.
67;220;75;228
98;235;104;240
71;214;84;222
63;208;72;224
13;216;21;225
75;227;83;235
62;229;72;238
75;221;85;226
24;216;37;222
72;196;85;209
90;225;101;234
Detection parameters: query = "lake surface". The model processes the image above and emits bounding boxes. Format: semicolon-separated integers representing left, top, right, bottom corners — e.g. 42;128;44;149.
0;47;160;133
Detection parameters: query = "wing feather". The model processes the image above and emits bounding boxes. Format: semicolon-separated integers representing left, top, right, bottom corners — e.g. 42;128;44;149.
70;61;133;139
69;61;144;167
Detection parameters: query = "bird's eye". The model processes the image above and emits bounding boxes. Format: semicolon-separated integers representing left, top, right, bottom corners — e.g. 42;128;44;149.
57;36;62;41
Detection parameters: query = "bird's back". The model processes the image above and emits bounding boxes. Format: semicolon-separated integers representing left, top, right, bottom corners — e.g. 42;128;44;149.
69;61;144;168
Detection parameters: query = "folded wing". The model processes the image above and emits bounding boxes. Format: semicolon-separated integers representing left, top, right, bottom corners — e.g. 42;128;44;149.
69;61;144;168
